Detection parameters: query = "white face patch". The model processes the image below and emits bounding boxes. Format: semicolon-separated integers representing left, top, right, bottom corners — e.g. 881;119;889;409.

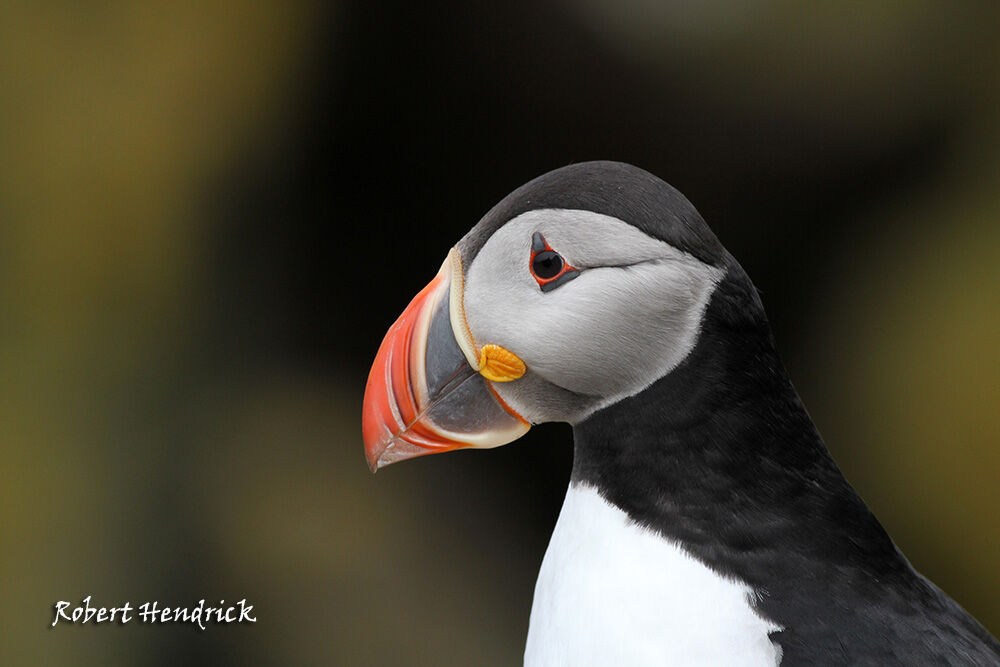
462;209;725;424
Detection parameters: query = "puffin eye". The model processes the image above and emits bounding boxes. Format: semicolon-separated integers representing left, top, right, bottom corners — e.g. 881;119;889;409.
532;250;563;279
529;232;580;292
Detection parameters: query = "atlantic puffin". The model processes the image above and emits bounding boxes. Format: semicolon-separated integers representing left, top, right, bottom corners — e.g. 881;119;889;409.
361;161;1000;665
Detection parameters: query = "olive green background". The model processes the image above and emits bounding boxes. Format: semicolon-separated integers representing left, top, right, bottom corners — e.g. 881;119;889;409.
2;2;998;665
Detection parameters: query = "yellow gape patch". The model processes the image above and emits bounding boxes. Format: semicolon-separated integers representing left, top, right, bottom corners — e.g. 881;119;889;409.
478;344;526;382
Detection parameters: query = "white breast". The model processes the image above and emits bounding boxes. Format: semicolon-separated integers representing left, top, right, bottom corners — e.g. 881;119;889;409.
524;484;783;666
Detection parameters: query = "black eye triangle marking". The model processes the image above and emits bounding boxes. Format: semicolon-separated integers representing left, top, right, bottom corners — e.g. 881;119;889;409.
539;270;579;292
531;232;547;253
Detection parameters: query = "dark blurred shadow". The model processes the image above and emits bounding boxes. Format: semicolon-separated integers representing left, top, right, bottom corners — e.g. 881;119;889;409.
2;1;998;664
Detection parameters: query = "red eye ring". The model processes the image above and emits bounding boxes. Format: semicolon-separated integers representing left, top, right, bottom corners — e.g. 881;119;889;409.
529;232;580;292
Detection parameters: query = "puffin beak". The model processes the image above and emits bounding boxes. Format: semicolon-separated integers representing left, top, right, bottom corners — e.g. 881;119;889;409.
362;249;530;472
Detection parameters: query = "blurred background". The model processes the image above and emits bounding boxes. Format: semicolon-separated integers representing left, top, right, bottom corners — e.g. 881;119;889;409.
2;1;998;664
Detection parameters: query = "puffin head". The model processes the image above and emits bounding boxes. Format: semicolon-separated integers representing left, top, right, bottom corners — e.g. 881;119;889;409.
362;161;731;471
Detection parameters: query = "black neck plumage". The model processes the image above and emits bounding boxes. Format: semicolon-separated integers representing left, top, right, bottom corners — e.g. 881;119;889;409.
571;258;1000;662
571;259;912;625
